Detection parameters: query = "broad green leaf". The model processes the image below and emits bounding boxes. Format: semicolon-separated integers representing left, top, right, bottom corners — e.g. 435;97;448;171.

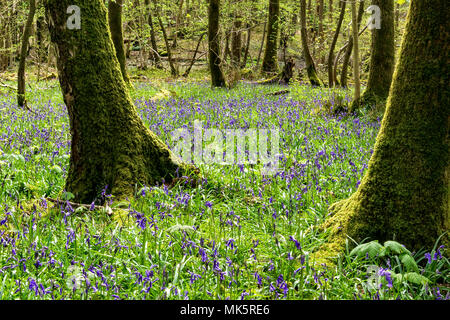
404;272;429;285
400;254;419;273
383;240;411;255
350;241;383;259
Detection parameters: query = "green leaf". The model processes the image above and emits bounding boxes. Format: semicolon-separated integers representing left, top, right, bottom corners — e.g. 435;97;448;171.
403;272;429;285
400;254;420;273
61;191;75;201
350;241;383;259
166;224;195;234
383;240;411;255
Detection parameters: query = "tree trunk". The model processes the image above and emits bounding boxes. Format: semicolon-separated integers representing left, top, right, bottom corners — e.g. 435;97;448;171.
155;7;178;77
256;22;266;68
262;0;279;73
300;0;322;86
340;0;364;88
231;14;242;68
44;0;193;203
108;0;131;85
208;0;226;87
241;24;251;68
318;0;324;39
183;32;205;77
172;0;185;48
144;0;162;68
327;0;346;87
358;0;395;109
350;0;361;105
17;0;36;107
316;0;449;261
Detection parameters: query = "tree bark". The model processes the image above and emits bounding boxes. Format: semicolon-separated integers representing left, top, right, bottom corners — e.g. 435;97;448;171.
172;0;185;48
183;32;205;77
44;0;193;203
241;24;251;68
208;0;226;87
350;0;361;105
300;0;322;86
17;0;36;107
144;0;162;68
340;0;364;88
261;0;279;73
316;0;449;261
230;14;242;68
108;0;131;84
256;22;266;68
358;0;395;109
155;6;178;77
327;0;346;87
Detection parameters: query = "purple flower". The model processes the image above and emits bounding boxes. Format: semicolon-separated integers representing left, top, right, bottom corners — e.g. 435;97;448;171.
289;236;302;250
378;268;393;288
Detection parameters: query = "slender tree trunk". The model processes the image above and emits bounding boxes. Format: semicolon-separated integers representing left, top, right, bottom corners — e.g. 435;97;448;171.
340;0;364;88
144;0;162;68
183;32;205;77
327;0;346;87
300;0;322;86
208;0;226;87
0;0;11;71
108;0;131;84
172;0;185;48
155;7;178;76
242;24;251;68
358;0;395;109
351;0;361;105
329;0;333;23
261;0;279;73
318;0;324;38
222;29;231;63
316;0;449;261
17;0;36;107
256;22;266;68
231;14;242;67
44;0;193;203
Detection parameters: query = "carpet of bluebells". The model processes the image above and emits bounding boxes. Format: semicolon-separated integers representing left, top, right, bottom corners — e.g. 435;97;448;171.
0;80;448;300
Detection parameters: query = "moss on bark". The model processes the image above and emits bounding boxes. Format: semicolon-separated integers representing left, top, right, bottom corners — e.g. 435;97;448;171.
300;0;323;86
108;0;130;85
315;0;449;263
353;0;395;111
45;0;196;204
261;0;279;74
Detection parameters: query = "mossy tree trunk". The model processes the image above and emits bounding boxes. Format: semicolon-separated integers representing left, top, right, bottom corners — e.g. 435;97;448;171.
317;0;449;260
300;0;322;86
356;0;395;110
261;0;279;74
208;0;226;87
17;0;36;107
230;13;242;68
45;0;193;204
108;0;131;85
